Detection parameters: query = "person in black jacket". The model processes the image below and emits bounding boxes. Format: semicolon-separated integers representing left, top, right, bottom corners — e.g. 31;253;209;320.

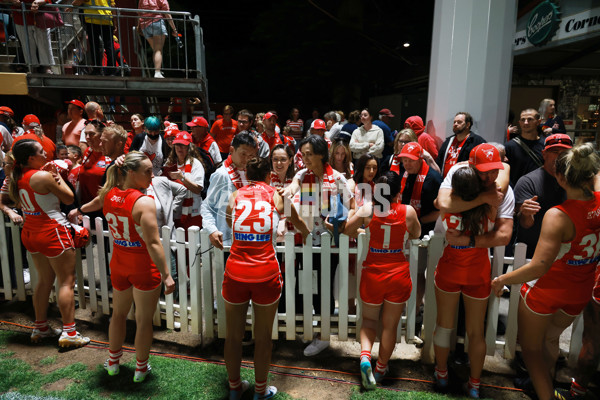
436;112;486;178
129;116;170;176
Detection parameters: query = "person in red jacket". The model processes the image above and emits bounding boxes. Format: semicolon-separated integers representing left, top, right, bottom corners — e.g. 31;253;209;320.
211;105;238;161
404;115;438;160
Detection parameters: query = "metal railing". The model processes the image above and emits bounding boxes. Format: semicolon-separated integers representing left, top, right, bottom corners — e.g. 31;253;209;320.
0;2;205;80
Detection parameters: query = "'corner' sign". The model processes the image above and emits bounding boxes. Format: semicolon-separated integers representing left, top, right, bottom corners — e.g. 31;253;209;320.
526;0;561;46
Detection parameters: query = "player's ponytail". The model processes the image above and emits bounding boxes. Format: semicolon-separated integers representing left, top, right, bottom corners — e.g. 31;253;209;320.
555;143;600;197
98;151;149;200
9;139;38;208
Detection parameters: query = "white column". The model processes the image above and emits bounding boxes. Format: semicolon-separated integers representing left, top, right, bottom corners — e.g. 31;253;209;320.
426;0;517;144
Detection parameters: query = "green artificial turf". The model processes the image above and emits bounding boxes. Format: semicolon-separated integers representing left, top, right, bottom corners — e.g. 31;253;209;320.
0;330;470;399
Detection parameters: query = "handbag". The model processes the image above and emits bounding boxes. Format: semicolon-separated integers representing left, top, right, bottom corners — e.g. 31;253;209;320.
34;6;64;29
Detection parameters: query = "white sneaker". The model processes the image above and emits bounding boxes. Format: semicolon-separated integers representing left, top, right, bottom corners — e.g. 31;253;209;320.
23;269;30;285
31;327;61;343
133;364;151;383
154;71;164;78
303;338;330;356
104;359;120;376
173;311;181;330
58;331;90;348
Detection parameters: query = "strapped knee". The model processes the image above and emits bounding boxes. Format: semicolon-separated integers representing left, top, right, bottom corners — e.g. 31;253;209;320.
433;326;454;348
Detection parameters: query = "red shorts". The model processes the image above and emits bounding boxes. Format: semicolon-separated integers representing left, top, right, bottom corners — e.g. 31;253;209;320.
360;267;411;305
434;270;491;300
221;273;282;306
22;224;74;258
109;250;161;291
520;283;589;317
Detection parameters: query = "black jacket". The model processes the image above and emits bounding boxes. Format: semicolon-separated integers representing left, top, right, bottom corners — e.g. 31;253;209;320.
129;132;171;158
435;132;486;175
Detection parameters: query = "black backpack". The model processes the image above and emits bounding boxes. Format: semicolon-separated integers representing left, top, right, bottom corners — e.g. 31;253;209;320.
197;148;217;199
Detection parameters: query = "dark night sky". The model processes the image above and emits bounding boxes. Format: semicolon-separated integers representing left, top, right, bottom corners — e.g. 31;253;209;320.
172;0;435;114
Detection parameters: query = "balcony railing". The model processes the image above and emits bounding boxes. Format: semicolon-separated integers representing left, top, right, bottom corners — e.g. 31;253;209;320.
0;2;206;80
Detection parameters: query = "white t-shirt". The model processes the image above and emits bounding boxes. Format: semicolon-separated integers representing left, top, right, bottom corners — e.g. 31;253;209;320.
441;163;515;220
139;136;164;176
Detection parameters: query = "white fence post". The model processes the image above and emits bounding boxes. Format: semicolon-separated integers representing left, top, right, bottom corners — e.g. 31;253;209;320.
95;217;110;315
200;229;214;342
283;233;296;340
82;216;97;313
406;239;420;343
320;233;332;341
486;245;505;355
301;234;313;341
163;226;175;330
504;242;527;359
188;226;202;336
337;234;350;341
11;222;26;301
422;234;444;364
0;217;13;300
214;246;226;339
175;228;188;331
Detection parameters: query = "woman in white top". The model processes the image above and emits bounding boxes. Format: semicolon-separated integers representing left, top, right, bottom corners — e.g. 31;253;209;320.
163;132;205;230
349;109;384;160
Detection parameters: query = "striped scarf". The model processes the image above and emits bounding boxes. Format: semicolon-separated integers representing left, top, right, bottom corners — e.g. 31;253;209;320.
390;154;402;174
400;160;429;217
224;155;245;190
270;171;292;189
177;160;194;222
300;163;337;217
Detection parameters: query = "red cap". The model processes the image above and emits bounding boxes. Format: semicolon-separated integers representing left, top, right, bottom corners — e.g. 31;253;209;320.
379;108;395;117
399;142;422;160
0;106;14;117
544;133;572;150
22;114;40;127
264;112;278;121
469;144;504;172
172;131;192;146
216;114;223;120
65;99;85;109
164;123;180;138
186;116;208;128
311;119;326;130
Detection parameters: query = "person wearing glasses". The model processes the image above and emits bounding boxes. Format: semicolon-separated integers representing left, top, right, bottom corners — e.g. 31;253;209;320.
504;108;546;188
513;133;573;260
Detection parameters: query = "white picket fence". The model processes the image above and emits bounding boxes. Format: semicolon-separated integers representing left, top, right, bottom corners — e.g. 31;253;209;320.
0;215;586;366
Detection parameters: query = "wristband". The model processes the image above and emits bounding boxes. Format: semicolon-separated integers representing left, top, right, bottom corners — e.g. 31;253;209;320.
77;207;83;214
469;234;476;247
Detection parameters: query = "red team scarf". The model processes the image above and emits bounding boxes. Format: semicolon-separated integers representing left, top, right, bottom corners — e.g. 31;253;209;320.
400;160;429;217
270;171;292;189
177;161;194;223
390;154;402;174
224;155;245;190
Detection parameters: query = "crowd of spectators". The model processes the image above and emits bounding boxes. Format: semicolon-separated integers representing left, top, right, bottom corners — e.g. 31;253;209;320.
1;100;599;399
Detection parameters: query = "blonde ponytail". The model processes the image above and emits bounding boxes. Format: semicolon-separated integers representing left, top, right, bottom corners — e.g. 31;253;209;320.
555;143;600;196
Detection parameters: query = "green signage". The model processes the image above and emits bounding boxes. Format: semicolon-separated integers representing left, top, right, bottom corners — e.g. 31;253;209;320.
526;0;561;46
